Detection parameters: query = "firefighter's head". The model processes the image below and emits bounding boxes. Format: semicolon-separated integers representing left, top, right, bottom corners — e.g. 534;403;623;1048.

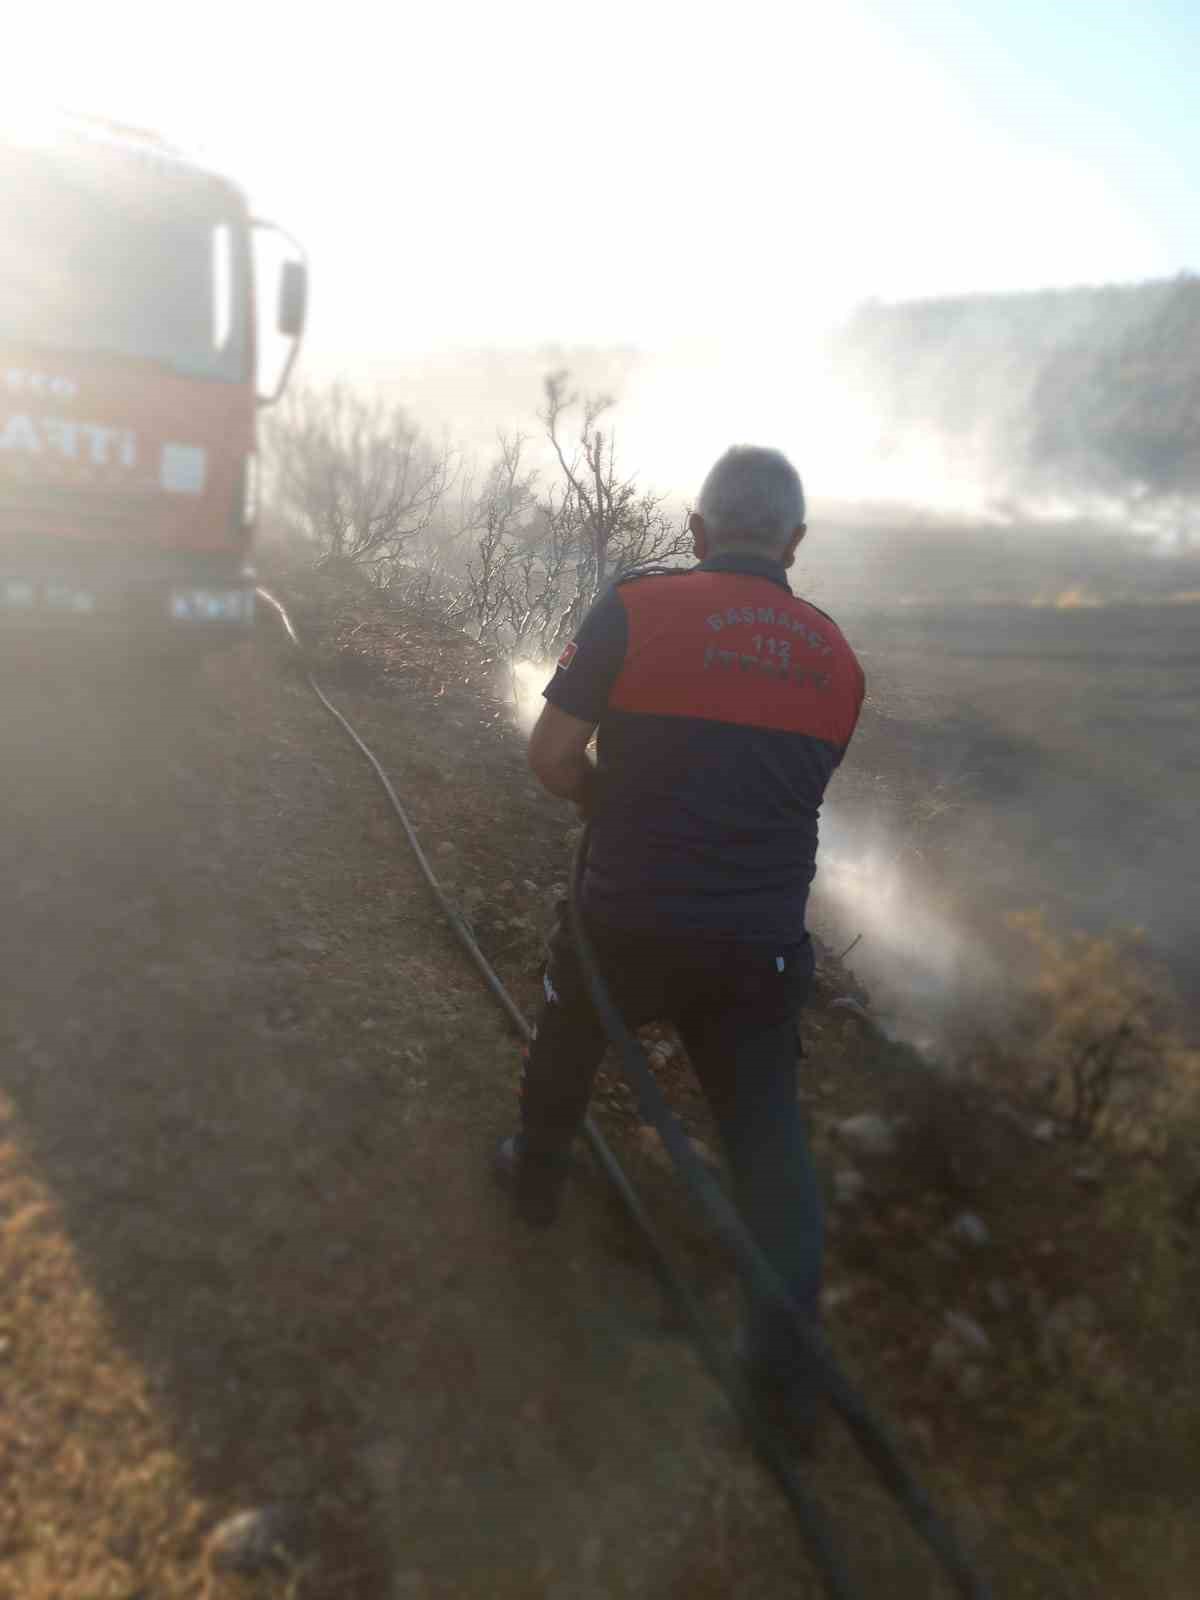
690;445;807;568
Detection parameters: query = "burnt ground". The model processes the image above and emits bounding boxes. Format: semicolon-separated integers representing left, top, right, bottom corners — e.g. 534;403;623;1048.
0;582;1197;1598
828;600;1200;1024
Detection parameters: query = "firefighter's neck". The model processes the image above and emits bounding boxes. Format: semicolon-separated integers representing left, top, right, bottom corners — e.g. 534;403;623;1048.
689;519;804;571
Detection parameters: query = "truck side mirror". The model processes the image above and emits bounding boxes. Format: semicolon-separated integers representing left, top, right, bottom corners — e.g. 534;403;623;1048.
252;218;308;406
279;260;307;340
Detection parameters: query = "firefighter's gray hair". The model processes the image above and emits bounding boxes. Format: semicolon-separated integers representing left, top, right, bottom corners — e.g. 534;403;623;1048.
696;446;806;554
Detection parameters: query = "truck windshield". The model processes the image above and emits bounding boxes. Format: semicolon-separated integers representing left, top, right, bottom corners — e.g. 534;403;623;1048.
0;143;249;382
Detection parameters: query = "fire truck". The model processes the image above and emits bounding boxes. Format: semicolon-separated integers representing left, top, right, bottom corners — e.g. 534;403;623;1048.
0;115;306;634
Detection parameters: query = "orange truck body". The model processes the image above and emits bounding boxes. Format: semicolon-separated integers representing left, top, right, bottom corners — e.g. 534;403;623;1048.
0;118;301;632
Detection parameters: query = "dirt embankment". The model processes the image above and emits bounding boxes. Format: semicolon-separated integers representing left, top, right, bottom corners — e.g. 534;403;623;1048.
0;620;856;1600
0;585;1197;1598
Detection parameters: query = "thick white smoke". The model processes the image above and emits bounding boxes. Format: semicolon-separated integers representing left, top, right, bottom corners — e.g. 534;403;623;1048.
509;658;555;738
810;810;1004;1054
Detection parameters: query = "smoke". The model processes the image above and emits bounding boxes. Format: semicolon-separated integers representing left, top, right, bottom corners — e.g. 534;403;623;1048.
509;658;554;738
319;272;1200;566
611;280;1200;545
814;280;1200;534
809;809;1006;1054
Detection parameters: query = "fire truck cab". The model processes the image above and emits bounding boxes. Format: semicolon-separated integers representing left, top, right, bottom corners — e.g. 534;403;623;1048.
0;116;306;634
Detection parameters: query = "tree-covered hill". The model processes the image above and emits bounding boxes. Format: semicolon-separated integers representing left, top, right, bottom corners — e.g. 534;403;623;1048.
835;276;1200;533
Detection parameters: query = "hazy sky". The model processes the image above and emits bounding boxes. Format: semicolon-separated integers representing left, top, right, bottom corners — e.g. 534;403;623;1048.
13;0;1197;361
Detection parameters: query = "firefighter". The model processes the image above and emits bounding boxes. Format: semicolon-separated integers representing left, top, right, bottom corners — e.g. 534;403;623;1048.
496;444;865;1439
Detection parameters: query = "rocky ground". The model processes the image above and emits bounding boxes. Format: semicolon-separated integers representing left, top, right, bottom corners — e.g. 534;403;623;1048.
0;580;1196;1598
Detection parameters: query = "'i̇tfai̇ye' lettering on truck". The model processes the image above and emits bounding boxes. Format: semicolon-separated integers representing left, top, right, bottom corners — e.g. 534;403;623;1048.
0;114;306;634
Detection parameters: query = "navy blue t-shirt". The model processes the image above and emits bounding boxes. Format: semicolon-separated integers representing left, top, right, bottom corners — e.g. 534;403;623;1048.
544;554;865;943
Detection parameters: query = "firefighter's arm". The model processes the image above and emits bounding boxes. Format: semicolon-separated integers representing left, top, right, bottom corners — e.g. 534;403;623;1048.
528;703;598;813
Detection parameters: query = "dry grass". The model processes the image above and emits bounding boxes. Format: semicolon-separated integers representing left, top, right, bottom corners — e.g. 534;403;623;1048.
0;1100;207;1596
998;910;1200;1145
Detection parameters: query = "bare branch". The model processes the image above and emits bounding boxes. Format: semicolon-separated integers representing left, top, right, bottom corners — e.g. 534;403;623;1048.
261;381;453;579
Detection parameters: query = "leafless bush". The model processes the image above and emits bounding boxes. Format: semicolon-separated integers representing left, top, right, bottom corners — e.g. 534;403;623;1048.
260;371;690;656
456;434;546;645
451;377;689;655
381;560;462;617
999;911;1200;1145
262;382;453;582
541;370;691;591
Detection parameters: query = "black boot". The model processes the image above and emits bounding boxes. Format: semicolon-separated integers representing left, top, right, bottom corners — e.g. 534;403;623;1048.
493;1135;570;1227
737;1320;829;1458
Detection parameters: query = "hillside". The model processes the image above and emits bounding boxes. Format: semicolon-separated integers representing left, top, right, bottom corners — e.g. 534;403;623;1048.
0;581;1197;1597
831;276;1200;527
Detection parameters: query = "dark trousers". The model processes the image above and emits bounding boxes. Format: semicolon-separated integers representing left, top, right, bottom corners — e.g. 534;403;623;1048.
520;909;824;1391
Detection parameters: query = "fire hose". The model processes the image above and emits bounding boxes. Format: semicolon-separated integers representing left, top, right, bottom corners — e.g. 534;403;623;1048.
258;586;992;1600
